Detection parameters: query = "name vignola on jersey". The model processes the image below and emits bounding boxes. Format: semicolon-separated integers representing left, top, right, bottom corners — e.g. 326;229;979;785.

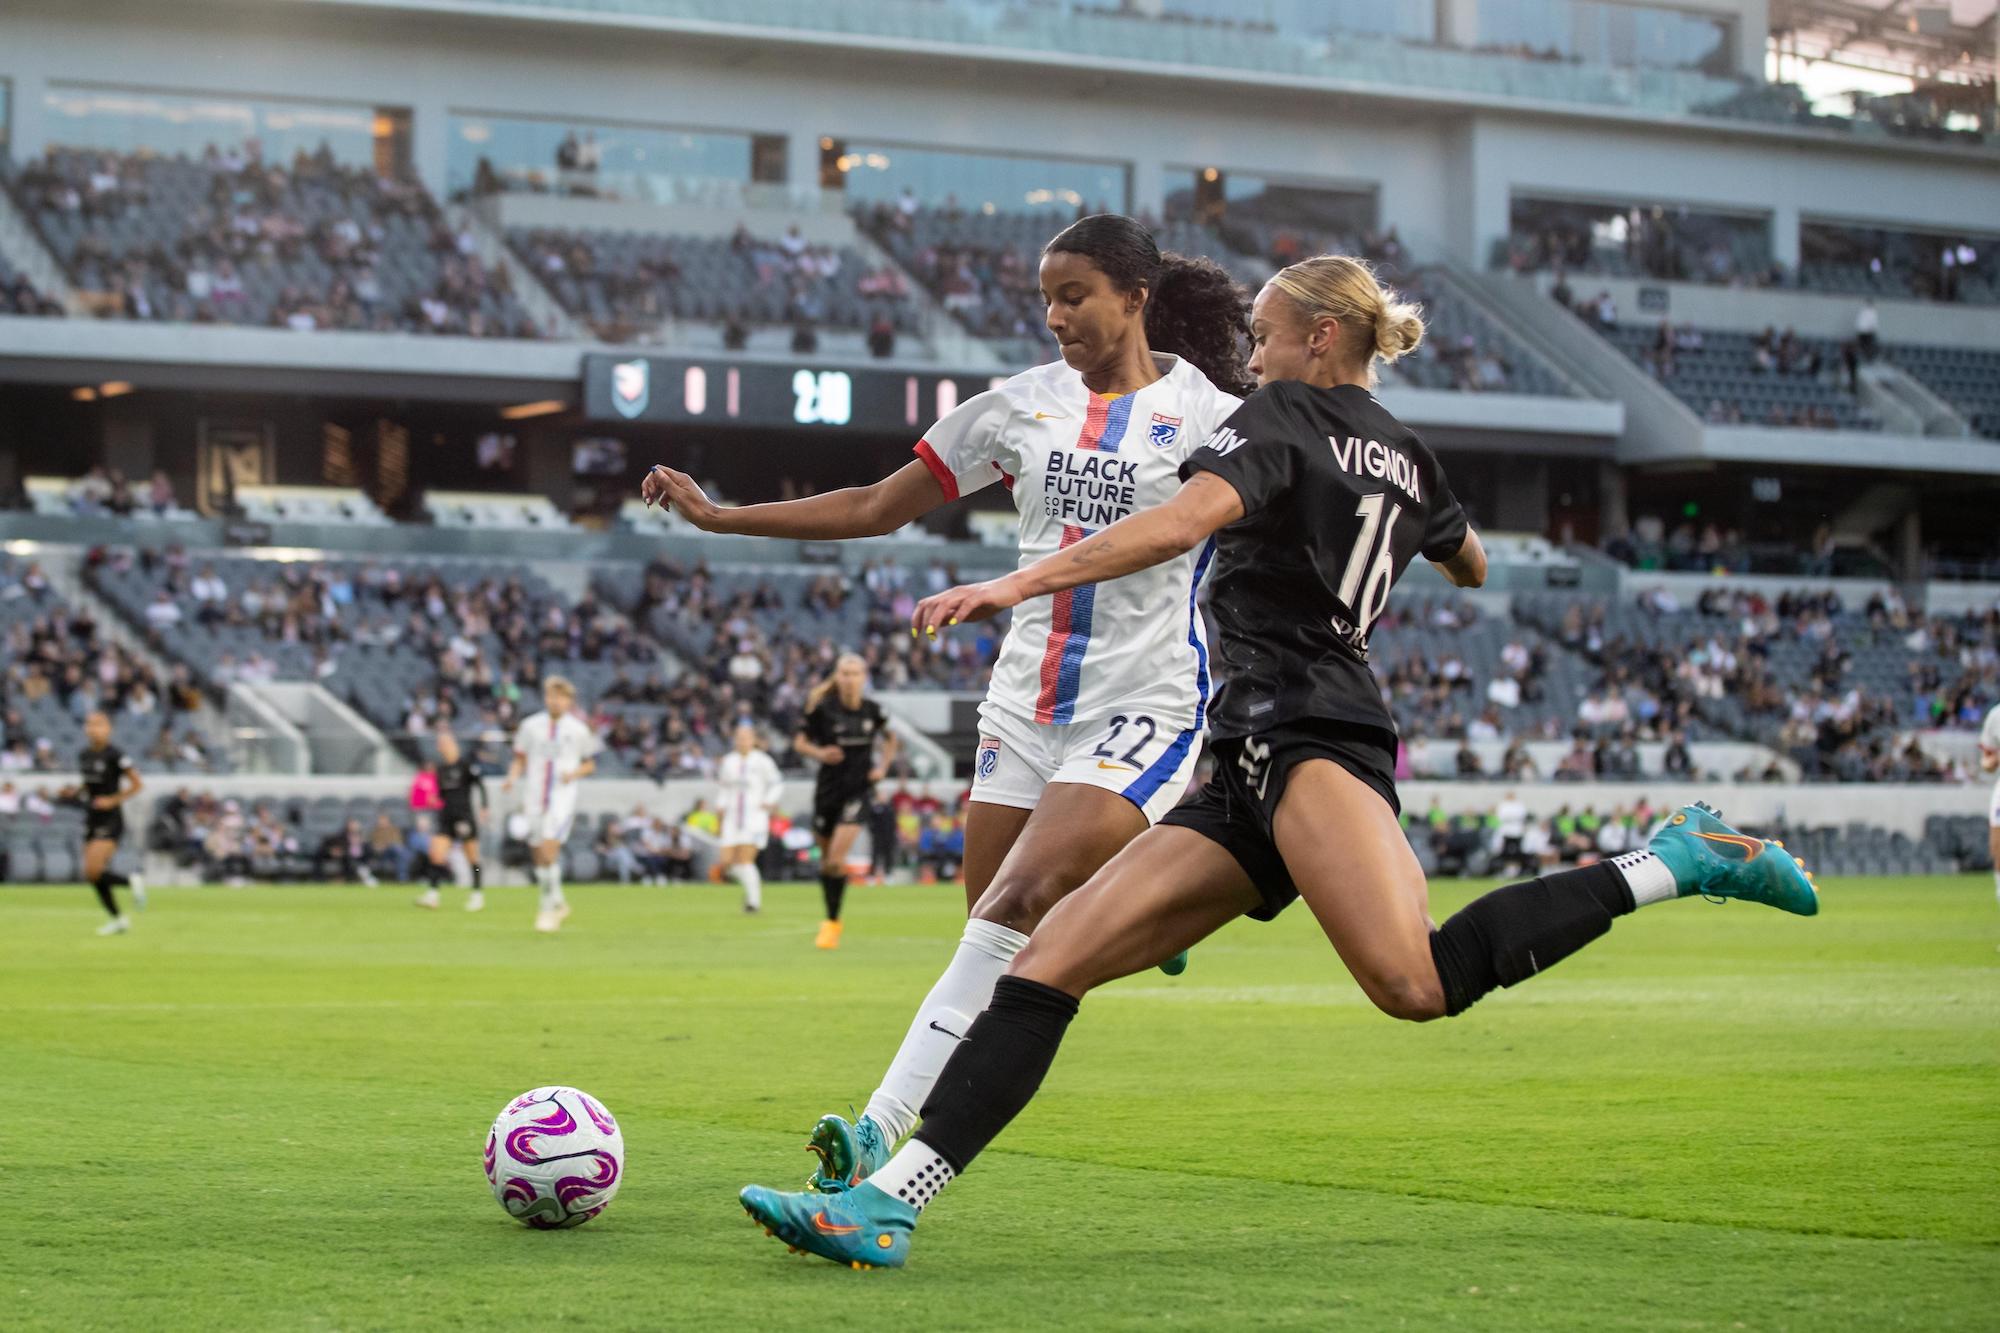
1199;427;1422;504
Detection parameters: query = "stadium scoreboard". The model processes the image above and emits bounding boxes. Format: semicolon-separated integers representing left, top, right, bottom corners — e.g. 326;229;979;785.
582;354;1009;433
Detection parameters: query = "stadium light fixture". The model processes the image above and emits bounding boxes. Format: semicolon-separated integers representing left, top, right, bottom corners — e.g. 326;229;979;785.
71;386;97;401
99;381;134;398
499;399;566;420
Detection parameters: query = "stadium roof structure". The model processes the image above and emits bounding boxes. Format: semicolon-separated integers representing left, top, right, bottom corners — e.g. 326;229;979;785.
1770;0;1998;85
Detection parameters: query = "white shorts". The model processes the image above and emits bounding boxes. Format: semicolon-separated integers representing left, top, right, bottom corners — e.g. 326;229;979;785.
1989;777;2000;829
971;702;1202;826
527;788;578;845
720;811;770;850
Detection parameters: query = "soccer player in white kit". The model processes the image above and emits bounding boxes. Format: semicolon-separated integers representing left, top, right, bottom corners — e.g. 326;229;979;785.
643;213;1253;1190
504;677;600;933
717;723;783;914
1981;702;2000;906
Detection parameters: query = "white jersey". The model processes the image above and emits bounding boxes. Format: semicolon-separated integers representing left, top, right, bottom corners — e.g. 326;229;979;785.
717;749;783;827
513;710;601;812
1983;703;2000;759
914;353;1239;735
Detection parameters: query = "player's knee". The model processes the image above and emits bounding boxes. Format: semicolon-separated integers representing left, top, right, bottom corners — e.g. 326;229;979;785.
1364;971;1447;1022
973;866;1072;934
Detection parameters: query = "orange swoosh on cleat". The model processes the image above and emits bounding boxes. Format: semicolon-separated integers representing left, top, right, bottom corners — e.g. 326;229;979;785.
1694;831;1764;858
812;1211;862;1235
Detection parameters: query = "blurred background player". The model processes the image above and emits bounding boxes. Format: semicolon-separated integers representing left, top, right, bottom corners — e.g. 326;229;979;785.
504;677;599;934
795;653;897;948
716;723;783;914
1983;702;2000;907
415;729;487;913
67;709;146;936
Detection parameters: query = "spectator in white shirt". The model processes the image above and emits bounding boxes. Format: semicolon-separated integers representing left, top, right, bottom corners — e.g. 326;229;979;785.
1486;675;1522;709
144;590;183;630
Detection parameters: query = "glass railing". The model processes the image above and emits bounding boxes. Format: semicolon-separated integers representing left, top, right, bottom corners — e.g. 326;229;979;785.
426;0;1993;152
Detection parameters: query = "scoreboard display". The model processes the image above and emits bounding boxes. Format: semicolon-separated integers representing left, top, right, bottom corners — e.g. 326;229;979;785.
581;354;1011;433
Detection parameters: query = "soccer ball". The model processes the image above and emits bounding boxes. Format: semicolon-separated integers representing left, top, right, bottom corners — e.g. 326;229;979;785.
484;1086;625;1229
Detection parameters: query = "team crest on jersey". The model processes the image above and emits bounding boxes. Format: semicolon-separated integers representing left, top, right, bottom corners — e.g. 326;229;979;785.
611;358;650;419
976;737;1002;782
1148;413;1182;449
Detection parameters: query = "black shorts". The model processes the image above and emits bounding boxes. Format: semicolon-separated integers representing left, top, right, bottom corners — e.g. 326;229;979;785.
812;785;870;841
1160;718;1399;922
439;803;478;843
84;807;125;844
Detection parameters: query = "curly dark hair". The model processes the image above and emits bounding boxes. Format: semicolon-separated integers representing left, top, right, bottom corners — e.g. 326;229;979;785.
1044;214;1254;395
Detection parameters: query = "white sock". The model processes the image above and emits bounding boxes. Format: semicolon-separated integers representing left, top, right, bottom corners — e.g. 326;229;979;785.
451;848;472;889
863;918;1029;1145
1610;849;1679;907
867;1140;955;1214
733;862;762;910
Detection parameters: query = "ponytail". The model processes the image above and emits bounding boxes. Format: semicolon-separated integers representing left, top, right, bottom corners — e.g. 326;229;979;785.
1267;255;1425;388
1146;253;1254;395
806;651;867;713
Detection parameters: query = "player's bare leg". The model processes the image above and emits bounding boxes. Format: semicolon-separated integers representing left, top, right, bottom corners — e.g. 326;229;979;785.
960;800;1035;913
722;843;762;913
83;836;132;935
815;823;863;948
416;833;451;909
532;840;568;932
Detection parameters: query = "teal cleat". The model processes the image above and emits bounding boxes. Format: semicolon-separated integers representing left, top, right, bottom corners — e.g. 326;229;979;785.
741;1180;916;1269
1157;949;1190;977
807;1113;891;1192
1647;802;1819;916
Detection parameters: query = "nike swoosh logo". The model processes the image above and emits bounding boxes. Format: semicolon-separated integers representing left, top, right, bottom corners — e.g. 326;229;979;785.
812;1211;861;1235
928;1021;964;1041
1033;411;1069;420
1096;761;1136;772
1694;830;1763;859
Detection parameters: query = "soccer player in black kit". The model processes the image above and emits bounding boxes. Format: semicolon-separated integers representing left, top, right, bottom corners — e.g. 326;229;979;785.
742;255;1820;1267
65;710;146;936
794;653;898;950
414;729;486;913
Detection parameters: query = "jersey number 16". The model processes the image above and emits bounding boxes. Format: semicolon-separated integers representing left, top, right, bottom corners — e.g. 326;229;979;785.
1336;493;1403;636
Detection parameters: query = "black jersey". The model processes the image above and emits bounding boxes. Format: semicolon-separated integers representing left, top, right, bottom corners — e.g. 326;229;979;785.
79;743;135;802
1180;380;1468;740
437;757;486;813
803;696;890;793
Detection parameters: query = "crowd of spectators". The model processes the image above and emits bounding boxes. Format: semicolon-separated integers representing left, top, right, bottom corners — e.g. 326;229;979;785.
1538;586;1995;783
0;260;63;317
1;557;220;774
14;143;542;338
1407;793;1667;879
46;465;184;518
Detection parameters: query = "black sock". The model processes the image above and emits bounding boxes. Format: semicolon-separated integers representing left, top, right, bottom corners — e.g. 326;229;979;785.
820;873;846;922
425;859;443;889
92;877;121;917
913;975;1080;1173
1428;863;1634;1017
100;870;129;889
470;862;482;891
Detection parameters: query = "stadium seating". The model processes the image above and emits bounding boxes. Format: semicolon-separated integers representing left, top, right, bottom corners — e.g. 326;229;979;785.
235;485;392;527
12;148;542;337
0;249;63;317
1595;322;1876;429
504;225;921;342
0;556;228;773
425;491;573;531
1887;343;2000;440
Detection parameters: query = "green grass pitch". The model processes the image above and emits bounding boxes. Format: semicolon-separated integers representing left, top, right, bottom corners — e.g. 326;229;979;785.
4;876;1996;1331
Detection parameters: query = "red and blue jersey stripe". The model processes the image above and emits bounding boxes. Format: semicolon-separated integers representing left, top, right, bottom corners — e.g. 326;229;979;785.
1033;395;1135;725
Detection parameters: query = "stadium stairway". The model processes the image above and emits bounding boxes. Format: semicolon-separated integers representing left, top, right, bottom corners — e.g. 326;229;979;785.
1860;361;1971;438
454;200;582;340
0;158;83;315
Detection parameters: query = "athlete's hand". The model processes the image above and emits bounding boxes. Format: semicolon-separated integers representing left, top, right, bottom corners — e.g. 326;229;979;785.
816;745;845;765
92;795;118;810
643;465;726;531
558;769;578;785
913;578;1020;637
867;767;886;784
500;777;516;795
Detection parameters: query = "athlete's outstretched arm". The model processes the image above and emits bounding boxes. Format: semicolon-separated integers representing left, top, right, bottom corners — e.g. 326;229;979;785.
1433;528;1487;589
912;473;1245;634
642;459;948;540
